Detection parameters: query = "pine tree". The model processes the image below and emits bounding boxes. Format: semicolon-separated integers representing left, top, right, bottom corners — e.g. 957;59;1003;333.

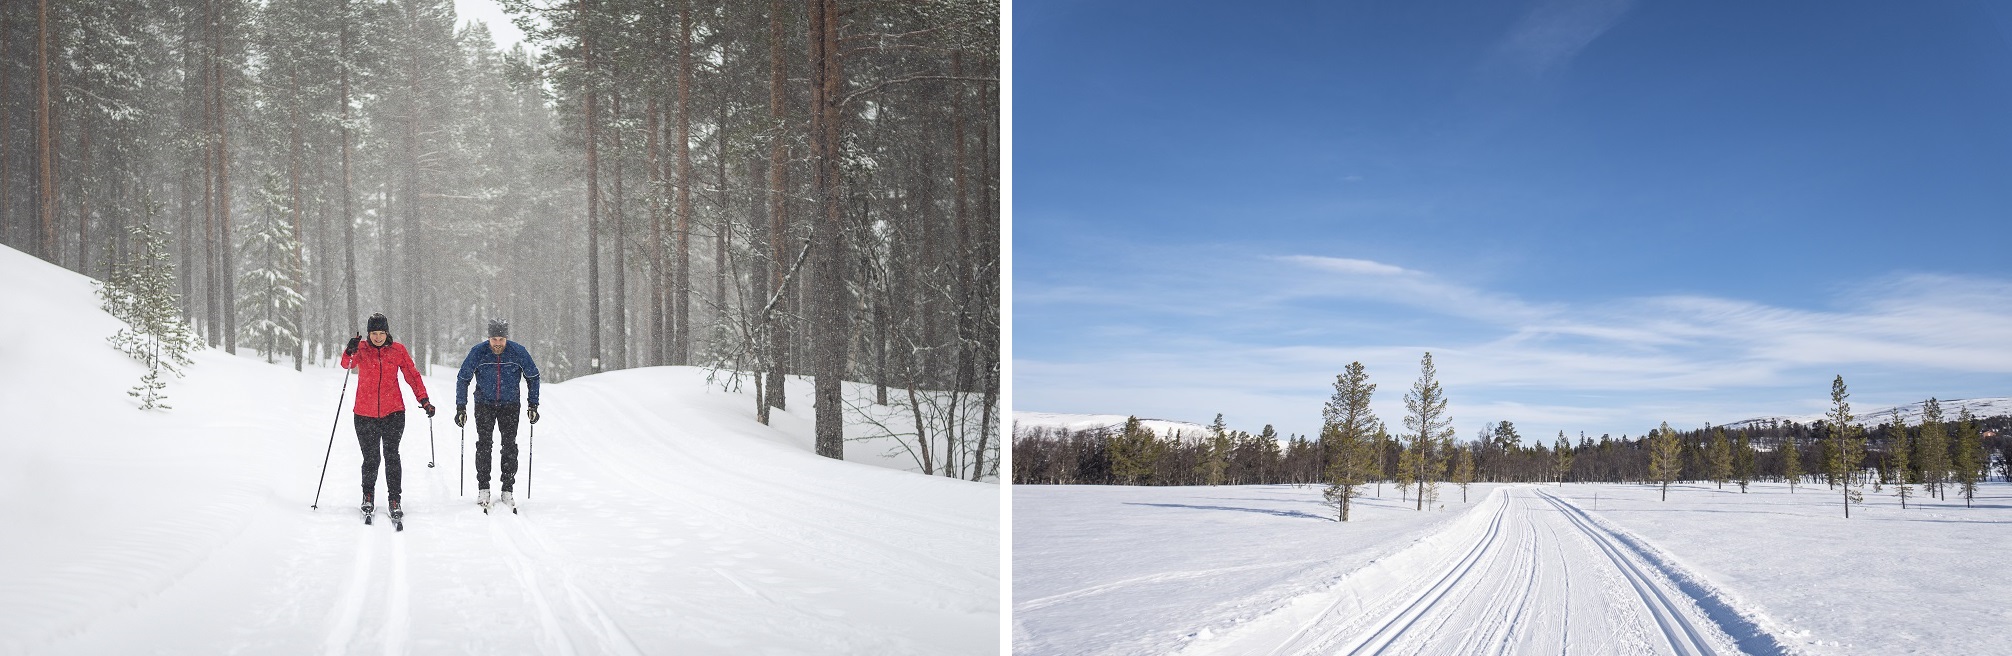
1321;362;1378;521
1917;398;1949;501
1707;427;1733;490
1107;416;1158;485
1649;421;1682;500
1733;430;1753;493
1781;433;1803;492
1826;375;1864;517
1953;408;1982;508
1402;352;1455;510
1887;409;1912;509
96;219;203;410
1553;431;1572;486
1454;445;1476;502
1373;423;1391;498
1201;413;1229;486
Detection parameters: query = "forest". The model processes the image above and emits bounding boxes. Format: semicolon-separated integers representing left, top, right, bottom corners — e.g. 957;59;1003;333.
1;0;999;476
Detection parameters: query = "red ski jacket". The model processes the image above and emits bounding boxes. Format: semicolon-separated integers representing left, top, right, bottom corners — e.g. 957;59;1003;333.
340;339;431;419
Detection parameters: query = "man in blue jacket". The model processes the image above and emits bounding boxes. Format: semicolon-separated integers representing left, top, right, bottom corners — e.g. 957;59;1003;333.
455;318;541;511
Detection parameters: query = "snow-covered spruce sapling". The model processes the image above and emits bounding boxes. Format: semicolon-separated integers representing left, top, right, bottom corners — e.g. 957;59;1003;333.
96;221;202;410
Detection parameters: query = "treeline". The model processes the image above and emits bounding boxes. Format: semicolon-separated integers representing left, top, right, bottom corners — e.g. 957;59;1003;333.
1;0;1000;471
1014;364;2012;503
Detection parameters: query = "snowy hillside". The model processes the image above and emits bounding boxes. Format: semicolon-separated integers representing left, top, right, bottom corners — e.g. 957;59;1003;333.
1723;396;2012;430
0;244;998;655
1014;411;1219;442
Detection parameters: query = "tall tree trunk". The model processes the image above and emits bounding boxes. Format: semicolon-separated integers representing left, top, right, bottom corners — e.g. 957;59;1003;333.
765;0;787;411
289;66;306;371
340;0;358;331
36;0;54;261
77;114;91;275
402;0;422;363
647;95;664;367
808;0;845;459
202;0;220;346
583;0;602;373
216;7;236;355
673;0;693;367
715;95;728;319
952;49;973;395
612;91;627;370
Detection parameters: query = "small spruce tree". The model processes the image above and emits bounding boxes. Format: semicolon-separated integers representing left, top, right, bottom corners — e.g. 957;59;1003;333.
96;220;203;410
1708;427;1733;490
1554;431;1573;486
1887;409;1912;509
1917;399;1950;501
1781;433;1803;493
1321;363;1379;521
1649;422;1683;500
1954;409;1982;508
1733;430;1753;493
1454;444;1476;502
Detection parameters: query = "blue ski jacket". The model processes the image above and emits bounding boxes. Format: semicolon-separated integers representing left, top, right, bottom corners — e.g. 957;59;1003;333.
456;340;541;407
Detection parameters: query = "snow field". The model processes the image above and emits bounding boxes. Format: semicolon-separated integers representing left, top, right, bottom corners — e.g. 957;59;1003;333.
1015;476;2012;656
0;244;999;655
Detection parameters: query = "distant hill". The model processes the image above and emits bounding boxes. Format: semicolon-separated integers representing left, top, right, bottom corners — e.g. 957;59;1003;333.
1722;397;2012;430
1013;412;1221;443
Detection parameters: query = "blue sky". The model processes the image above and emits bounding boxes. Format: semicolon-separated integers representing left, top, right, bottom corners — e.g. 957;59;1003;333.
1013;1;2012;441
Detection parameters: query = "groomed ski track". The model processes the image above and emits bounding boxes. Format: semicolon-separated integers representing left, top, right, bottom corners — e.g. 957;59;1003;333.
1185;487;1785;656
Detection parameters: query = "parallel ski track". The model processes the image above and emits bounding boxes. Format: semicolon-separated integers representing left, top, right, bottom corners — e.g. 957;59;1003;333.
498;512;646;656
321;526;376;656
1536;489;1720;656
1323;491;1513;656
487;516;579;656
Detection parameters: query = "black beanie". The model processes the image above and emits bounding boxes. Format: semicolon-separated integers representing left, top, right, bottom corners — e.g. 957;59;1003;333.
488;318;509;338
367;313;389;334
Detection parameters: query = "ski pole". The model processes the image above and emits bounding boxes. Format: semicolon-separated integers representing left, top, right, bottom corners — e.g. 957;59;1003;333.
460;421;466;497
427;414;436;468
527;419;535;500
311;365;354;510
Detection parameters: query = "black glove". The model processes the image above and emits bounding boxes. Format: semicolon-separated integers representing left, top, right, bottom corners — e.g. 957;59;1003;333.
527;405;540;424
344;335;360;356
419;398;435;418
455;405;467;427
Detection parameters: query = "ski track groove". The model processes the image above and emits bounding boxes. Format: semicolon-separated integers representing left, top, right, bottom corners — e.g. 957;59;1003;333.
500;512;646;656
1342;491;1510;656
488;516;579;656
321;525;375;656
1535;489;1719;656
383;531;409;656
1015;559;1330;613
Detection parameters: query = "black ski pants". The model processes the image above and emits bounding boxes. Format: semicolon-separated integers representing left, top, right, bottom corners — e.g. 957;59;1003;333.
356;411;406;503
474;403;521;492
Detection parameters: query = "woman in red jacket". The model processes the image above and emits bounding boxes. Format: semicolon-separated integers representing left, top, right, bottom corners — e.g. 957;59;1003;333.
340;313;435;523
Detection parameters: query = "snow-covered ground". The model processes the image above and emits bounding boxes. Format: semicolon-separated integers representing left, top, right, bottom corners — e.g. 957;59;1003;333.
1014;480;2012;655
0;245;999;655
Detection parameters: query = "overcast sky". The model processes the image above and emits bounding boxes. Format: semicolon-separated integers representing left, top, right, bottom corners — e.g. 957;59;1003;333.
1014;1;2012;442
454;0;532;55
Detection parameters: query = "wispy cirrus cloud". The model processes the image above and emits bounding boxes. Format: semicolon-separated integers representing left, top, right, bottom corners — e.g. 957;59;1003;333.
1487;0;1636;76
1015;252;2012;440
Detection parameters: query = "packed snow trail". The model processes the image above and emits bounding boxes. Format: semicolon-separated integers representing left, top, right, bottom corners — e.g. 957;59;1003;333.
1188;487;1763;656
0;244;998;655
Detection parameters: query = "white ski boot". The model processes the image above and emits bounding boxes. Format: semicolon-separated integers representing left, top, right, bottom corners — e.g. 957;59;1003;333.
501;490;516;514
478;489;492;513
